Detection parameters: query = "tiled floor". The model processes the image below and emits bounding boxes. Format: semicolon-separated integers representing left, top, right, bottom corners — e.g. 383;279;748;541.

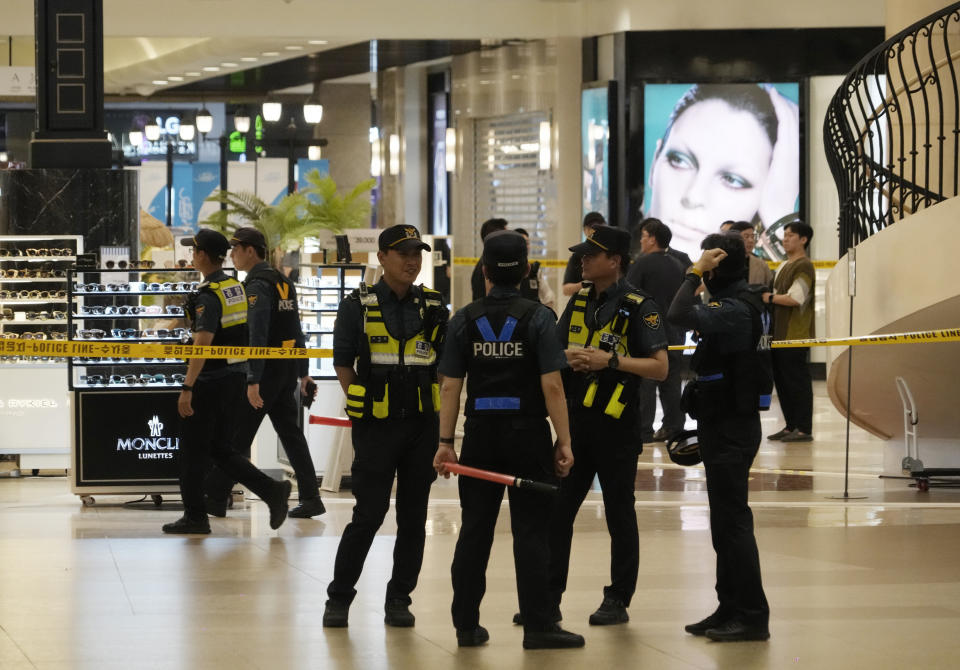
2;382;960;669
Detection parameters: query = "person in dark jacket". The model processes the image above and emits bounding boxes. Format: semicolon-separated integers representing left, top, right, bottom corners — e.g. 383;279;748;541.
204;227;325;519
668;232;770;642
470;218;508;300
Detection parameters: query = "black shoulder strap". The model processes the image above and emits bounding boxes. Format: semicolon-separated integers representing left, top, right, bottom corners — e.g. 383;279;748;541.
506;296;539;320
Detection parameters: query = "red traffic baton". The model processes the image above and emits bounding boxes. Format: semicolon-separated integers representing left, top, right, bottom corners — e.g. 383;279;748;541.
443;462;559;495
308;415;352;428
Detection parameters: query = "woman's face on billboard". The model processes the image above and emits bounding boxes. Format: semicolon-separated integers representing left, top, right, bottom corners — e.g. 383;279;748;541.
649;99;773;252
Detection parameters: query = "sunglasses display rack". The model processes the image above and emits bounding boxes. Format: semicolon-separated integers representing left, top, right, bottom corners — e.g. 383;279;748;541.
67;268;201;391
0;235;83;366
295;262;366;379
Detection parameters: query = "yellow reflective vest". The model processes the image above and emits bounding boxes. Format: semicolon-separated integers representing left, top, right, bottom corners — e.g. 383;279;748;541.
185;276;248;369
345;283;445;420
566;286;644;420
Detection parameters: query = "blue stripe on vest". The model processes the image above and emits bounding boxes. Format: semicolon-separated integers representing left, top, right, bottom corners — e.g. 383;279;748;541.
697;373;724;382
474;397;521;411
475;316;518;342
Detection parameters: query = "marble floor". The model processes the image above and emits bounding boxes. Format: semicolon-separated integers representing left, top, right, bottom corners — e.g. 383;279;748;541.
2;382;960;669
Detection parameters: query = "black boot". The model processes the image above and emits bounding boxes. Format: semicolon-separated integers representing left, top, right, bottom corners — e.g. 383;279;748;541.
322;599;350;627
522;624;585;649
384;598;415;627
268;480;292;530
588;597;629;625
288;495;326;518
456;626;489;647
162;516;211;534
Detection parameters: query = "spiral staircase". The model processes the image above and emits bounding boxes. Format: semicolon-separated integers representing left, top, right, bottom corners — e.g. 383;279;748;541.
824;3;960;462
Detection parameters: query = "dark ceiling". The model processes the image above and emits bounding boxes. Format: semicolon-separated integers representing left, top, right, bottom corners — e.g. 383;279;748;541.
161;39;482;98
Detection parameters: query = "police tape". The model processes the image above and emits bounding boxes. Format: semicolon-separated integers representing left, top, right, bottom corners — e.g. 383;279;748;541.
0;339;333;360
666;327;960;352
453;256;837;270
4;326;958;360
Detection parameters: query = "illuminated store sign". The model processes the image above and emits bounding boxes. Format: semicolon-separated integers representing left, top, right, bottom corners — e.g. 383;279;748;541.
115;415;180;460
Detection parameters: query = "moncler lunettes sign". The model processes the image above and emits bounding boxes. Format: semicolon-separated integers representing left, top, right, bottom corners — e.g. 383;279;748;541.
116;415;180;459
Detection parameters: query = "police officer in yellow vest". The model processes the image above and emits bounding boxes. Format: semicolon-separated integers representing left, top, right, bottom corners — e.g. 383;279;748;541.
549;225;668;624
162;229;292;535
325;224;448;628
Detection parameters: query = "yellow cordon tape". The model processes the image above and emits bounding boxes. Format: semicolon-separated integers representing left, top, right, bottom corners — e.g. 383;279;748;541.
3;327;959;360
0;339;333;360
666;327;960;351
453;257;838;270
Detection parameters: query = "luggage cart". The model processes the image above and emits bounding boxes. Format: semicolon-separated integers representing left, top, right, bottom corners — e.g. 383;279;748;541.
895;376;960;491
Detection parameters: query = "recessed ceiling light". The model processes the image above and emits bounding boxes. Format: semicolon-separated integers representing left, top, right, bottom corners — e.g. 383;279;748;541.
185;71;202;77
308;40;328;45
241;56;258;62
221;62;238;68
151;79;167;85
262;51;280;57
202;66;220;72
284;45;304;51
167;75;184;82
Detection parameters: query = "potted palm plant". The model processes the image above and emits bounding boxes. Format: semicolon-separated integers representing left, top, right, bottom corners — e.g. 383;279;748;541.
199;170;375;268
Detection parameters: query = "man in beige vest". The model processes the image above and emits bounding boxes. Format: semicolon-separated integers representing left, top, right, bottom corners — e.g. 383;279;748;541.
762;222;815;442
729;221;774;287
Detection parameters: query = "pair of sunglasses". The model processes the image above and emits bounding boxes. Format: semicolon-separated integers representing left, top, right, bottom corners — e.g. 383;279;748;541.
0;290;68;300
104;260;156;269
141;327;189;339
26;248;72;257
76;283;130;293
26;311;65;320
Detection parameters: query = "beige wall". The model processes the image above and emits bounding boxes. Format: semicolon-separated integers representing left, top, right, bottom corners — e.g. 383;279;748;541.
312;83;373;202
447;39;582;310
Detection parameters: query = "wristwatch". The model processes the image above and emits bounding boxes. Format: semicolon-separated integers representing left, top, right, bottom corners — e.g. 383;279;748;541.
181;384;193;392
607;352;620;370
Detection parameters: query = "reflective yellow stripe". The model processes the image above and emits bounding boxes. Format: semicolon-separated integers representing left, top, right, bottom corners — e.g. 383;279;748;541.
364;294;437;366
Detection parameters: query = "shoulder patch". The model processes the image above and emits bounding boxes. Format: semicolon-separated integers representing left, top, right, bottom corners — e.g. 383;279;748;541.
624;292;645;305
642;312;661;329
247;294;258;307
195;304;206;317
707;301;722;309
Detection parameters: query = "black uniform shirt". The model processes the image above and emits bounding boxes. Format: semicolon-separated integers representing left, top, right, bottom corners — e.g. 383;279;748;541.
193;269;247;381
333;278;441;368
562;253;583;285
668;275;753;353
439;286;567;378
625;251;687;345
556;277;668;357
245;261;308;383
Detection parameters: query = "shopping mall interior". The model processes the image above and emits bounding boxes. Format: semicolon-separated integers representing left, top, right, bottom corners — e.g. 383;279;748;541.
1;0;960;668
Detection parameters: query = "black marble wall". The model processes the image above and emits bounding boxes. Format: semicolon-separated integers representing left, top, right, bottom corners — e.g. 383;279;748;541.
0;169;138;254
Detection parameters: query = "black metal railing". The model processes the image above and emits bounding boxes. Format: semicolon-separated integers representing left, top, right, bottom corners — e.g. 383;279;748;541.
825;3;960;252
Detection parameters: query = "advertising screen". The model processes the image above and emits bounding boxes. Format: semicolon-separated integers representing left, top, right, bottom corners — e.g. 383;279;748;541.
76;390;182;487
582;84;613;222
643;82;800;261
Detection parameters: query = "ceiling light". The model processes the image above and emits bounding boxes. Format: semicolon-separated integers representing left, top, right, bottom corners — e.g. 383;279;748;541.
167;75;184;82
241;57;258;62
308;145;322;160
179;122;196;142
234;107;251;134
262;99;282;123
144;122;161;142
202;66;220;72
196;107;214;135
221;62;237;68
445;127;456;173
303;89;323;124
308;40;329;45
284;45;304;51
151;79;167;85
129;130;143;146
0;152;8;162
262;51;280;57
185;71;202;77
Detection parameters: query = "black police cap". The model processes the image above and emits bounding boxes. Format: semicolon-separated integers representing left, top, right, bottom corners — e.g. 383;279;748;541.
180;228;230;260
568;225;631;258
378;225;431;252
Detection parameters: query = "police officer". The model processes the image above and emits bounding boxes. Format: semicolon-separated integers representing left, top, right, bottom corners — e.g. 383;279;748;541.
162;229;291;535
324;224;448;628
667;232;770;642
550;225;668;625
204;227;325;519
433;231;583;650
514;227;556;312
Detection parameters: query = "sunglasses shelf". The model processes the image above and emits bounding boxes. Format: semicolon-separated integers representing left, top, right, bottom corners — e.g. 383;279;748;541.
297;262;365;380
0;235;82;366
68;267;201;391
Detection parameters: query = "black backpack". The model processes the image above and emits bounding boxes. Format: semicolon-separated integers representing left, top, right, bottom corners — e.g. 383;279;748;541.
737;284;774;410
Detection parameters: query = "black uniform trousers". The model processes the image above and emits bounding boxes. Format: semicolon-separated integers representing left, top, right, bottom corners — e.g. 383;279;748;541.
698;411;769;627
179;373;280;520
205;360;319;502
772;346;813;434
327;414;438;606
451;416;557;632
548;409;640;607
639;349;686;439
